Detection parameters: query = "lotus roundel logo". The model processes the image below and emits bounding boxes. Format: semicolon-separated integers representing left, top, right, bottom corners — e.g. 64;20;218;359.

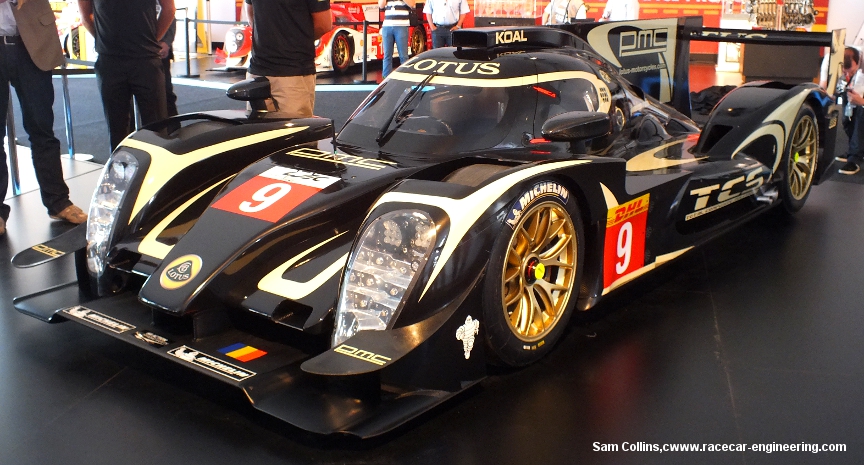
160;254;203;290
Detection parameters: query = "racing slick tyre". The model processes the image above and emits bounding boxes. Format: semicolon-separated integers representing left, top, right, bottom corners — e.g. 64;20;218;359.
331;32;353;73
409;27;427;57
482;185;584;367
780;104;818;214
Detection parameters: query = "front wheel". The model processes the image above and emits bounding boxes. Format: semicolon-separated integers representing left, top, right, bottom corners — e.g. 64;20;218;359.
482;187;584;366
331;32;352;73
780;104;818;213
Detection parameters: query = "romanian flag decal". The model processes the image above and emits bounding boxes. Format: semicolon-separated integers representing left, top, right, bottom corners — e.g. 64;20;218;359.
219;343;268;362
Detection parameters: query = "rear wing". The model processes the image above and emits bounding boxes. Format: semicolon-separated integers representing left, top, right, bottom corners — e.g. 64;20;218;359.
559;18;846;117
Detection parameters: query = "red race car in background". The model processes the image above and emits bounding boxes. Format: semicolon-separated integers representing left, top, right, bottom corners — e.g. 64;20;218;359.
215;2;430;73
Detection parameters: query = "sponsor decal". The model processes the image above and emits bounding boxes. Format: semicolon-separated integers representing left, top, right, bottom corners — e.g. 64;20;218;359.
603;194;649;288
159;254;203;290
698;30;768;41
32;244;63;258
168;346;255;381
495;30;527;45
63;306;136;334
211;166;339;222
619;27;669;57
219;343;268;362
286;147;399;170
334;344;392;366
505;182;570;229
523;340;545;351
134;331;171;347
685;167;765;221
455;315;480;359
402;59;501;76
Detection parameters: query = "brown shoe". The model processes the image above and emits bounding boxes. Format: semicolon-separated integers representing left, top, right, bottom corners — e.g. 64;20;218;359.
0;217;5;236
50;205;88;224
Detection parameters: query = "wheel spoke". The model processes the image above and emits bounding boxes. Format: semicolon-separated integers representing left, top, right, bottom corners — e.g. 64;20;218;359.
539;233;572;261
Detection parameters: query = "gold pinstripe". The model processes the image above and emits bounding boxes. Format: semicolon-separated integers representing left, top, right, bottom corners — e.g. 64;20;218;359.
387;70;613;113
137;177;232;260
371;160;590;300
257;232;348;300
121;126;308;224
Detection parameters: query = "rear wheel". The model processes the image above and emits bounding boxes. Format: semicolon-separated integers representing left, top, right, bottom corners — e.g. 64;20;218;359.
331;32;352;73
780;104;818;213
482;189;584;366
409;27;427;57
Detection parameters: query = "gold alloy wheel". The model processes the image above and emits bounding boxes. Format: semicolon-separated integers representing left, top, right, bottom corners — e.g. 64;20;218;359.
787;113;818;200
501;201;578;342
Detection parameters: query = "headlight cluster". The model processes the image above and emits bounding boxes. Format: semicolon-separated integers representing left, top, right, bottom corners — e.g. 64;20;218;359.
86;150;139;280
332;210;437;347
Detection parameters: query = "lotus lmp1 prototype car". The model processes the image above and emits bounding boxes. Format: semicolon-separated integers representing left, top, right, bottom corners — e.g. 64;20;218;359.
13;24;845;437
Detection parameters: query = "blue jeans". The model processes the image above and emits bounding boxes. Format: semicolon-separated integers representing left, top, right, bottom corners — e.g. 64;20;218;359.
381;26;409;78
843;105;864;164
432;27;453;48
0;40;70;222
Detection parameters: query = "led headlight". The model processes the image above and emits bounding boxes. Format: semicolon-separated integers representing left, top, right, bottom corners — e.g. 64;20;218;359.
332;210;437;347
86;150;139;280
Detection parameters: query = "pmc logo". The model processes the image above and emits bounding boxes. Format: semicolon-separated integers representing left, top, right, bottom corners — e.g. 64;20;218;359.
619;28;668;57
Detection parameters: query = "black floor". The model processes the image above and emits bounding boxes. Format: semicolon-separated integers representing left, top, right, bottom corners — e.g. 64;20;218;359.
3;161;864;464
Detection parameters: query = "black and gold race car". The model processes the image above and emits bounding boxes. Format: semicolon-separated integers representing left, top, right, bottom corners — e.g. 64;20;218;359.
12;21;847;437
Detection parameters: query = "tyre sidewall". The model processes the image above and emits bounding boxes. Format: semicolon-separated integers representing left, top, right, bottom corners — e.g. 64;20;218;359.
780;104;817;213
482;182;584;366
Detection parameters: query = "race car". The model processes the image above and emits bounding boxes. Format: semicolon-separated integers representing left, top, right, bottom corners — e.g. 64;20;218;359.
214;2;430;73
13;22;846;437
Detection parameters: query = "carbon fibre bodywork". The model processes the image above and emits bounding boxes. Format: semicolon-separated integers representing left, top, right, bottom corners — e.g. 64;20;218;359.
12;23;844;437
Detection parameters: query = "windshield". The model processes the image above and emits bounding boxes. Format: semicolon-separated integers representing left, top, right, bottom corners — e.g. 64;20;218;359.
337;78;536;155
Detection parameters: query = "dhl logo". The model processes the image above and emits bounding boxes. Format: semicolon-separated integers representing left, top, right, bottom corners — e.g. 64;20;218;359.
606;194;650;227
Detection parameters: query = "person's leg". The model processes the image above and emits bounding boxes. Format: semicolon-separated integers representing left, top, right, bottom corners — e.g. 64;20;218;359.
96;57;134;151
163;55;178;117
381;26;395;78
393;26;409;69
0;73;10;225
268;75;316;119
443;29;454;47
432;28;448;49
129;57;168;127
839;107;864;174
7;42;71;216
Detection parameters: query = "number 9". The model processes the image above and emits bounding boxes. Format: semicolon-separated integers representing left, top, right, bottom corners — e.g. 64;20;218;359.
239;183;292;213
616;221;632;274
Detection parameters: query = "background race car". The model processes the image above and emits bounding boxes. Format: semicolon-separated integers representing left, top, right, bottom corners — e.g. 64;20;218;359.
13;20;846;437
215;2;431;73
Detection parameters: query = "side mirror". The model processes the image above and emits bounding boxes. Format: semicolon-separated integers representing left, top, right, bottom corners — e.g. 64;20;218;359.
541;111;611;142
227;77;272;116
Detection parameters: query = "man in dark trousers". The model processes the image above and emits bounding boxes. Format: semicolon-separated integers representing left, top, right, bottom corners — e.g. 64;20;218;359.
244;0;331;118
78;0;175;151
1;0;88;236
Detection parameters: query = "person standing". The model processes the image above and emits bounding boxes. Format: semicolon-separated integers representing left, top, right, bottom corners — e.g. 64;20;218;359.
78;0;175;151
378;0;415;79
600;0;639;21
542;0;587;25
244;0;332;118
423;0;469;49
158;1;177;118
1;0;87;236
838;46;864;175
